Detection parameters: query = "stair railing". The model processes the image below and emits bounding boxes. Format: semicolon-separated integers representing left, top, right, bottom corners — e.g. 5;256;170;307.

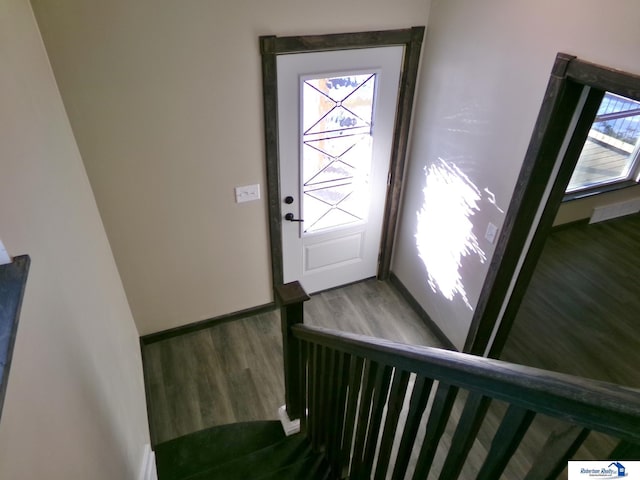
277;282;640;480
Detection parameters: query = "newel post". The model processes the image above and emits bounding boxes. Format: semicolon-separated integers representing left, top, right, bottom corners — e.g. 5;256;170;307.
275;281;310;421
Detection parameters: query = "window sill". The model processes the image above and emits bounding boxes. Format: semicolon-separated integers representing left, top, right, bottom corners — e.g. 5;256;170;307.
563;179;639;202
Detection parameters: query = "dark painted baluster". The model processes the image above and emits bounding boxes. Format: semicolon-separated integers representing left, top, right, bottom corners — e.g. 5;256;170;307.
309;343;320;450
360;365;394;479
392;375;435;479
327;351;351;472
275;282;310;420
609;440;640;460
437;391;492;480
476;405;536;480
299;340;309;434
412;383;459;480
350;359;380;478
315;346;331;451
523;425;589;480
340;356;365;478
374;369;410;480
314;345;329;452
318;347;338;451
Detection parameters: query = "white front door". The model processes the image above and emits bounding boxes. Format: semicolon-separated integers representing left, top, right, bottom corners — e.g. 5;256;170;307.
277;46;403;294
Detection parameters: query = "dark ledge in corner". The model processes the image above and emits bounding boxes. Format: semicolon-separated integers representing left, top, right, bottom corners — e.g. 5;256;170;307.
0;255;30;421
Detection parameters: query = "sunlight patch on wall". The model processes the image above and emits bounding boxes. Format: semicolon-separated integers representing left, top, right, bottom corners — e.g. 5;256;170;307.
415;158;486;309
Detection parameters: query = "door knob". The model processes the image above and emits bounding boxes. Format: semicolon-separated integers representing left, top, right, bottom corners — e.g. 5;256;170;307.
284;213;304;222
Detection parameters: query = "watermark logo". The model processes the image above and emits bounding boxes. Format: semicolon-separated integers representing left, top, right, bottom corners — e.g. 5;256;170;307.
569;461;640;479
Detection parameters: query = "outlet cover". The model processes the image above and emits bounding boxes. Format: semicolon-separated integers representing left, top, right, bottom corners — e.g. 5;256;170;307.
485;222;498;244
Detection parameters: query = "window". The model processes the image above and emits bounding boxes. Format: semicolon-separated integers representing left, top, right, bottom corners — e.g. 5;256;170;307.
566;92;640;197
0;255;29;421
302;73;376;233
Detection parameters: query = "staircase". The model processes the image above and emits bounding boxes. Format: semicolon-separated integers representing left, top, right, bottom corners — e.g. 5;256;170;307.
152;282;640;479
155;421;330;480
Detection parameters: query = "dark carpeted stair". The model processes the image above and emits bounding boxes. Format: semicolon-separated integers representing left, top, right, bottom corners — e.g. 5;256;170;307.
154;421;331;480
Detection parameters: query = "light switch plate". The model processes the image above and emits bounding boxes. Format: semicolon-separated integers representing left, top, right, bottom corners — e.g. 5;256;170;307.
235;184;261;203
0;239;11;265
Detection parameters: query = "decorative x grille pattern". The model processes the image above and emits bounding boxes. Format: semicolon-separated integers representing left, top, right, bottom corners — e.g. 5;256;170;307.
302;73;376;233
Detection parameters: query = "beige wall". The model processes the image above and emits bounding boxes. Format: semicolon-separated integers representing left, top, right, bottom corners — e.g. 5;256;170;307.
30;0;430;335
555;185;640;225
393;0;640;349
0;1;150;478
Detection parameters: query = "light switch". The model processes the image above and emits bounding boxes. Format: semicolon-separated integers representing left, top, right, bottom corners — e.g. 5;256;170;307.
485;222;498;244
0;239;11;265
235;184;261;203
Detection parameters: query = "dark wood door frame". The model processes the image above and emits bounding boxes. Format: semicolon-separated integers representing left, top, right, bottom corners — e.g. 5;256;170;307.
464;53;640;357
260;27;425;291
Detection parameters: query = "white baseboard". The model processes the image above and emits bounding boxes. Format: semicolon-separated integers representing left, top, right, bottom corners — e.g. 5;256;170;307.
278;405;301;436
138;444;157;480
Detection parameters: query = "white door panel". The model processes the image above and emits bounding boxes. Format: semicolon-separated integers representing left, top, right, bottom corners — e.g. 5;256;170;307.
277;46;403;293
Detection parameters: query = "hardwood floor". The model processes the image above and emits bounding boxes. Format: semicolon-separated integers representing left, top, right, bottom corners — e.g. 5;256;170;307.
304;279;445;346
143;278;444;445
501;213;640;388
495;213;640;479
142;214;639;476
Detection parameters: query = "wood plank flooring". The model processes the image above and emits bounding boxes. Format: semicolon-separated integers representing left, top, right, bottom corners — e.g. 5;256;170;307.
501;212;640;388
304;279;445;346
143;279;444;445
142;213;639;478
497;213;640;479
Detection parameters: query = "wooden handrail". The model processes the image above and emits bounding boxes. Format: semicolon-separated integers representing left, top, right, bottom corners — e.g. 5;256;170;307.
292;324;640;444
276;282;640;478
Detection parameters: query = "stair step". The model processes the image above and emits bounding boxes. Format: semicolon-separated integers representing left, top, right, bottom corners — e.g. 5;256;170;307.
155;421;285;480
184;433;317;480
253;450;332;480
